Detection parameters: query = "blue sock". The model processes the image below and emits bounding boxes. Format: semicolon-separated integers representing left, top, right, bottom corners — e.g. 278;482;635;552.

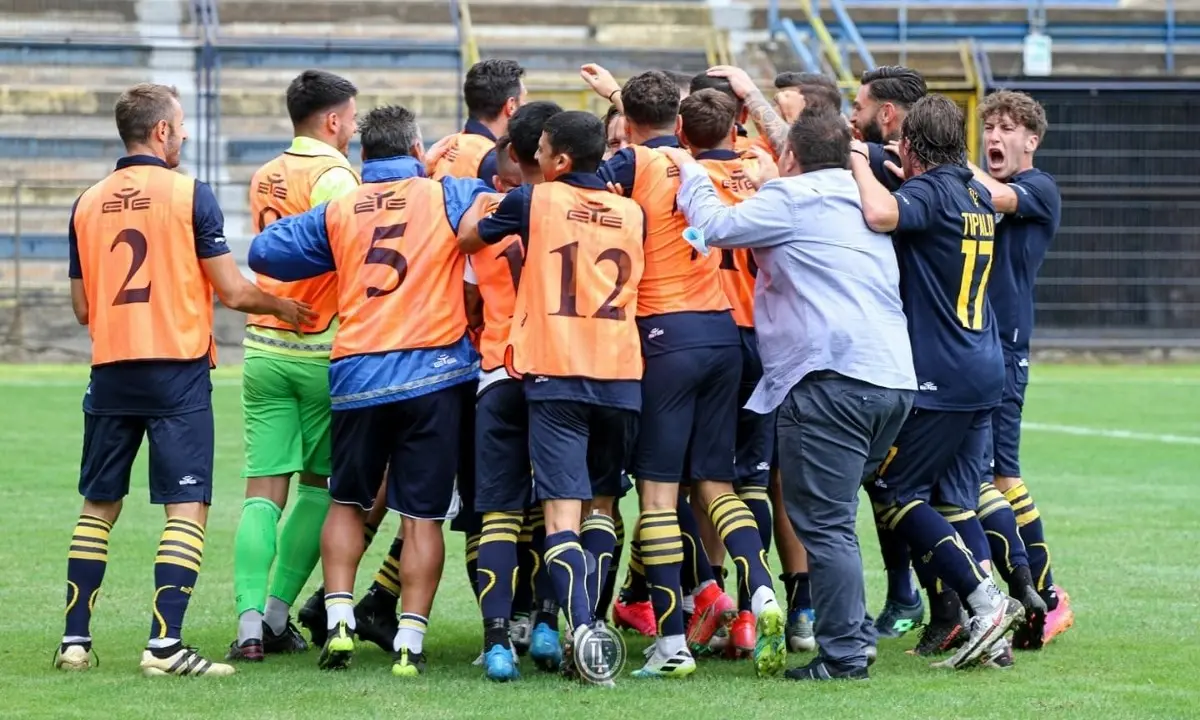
677;495;715;594
580;514;617;617
544;530;593;632
477;512;522;626
876;520;919;605
892;501;988;600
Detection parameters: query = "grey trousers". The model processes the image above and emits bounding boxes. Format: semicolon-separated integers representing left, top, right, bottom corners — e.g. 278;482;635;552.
775;372;914;670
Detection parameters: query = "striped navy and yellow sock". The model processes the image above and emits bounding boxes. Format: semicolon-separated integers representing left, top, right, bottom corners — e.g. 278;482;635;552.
465;533;482;604
936;505;991;565
780;572;812;613
890;501;987;602
580;513;618;616
363;521;380;548
677;496;715;595
1003;481;1055;593
738;485;773;554
978;482;1028;581
637;510;685;638
874;502;919;605
371;536;404;599
477;511;521;625
544;530;592;632
709;493;773;602
64;514;111;641
149;517;205;645
512;509;537;617
737;486;773;611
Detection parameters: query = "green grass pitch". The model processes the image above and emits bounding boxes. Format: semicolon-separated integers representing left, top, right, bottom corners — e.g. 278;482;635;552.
2;363;1198;719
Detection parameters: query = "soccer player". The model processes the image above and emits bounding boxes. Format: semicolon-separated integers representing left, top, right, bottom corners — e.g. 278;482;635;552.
457;100;564;682
249;105;488;677
228;69;360;663
603;105;627;160
430;58;527;188
850;94;1023;670
772;71;843;124
851;66;926;193
850;64;931;638
677;88;777;660
599;69;785;678
56;83;312;676
970;90;1072;648
459;110;646;686
688;73;762;155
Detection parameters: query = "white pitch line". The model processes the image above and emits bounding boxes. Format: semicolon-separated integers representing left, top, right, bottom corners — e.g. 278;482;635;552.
1023;422;1200;445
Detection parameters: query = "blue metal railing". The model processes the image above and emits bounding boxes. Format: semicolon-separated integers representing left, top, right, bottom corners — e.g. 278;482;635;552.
778;17;823;74
828;0;875;71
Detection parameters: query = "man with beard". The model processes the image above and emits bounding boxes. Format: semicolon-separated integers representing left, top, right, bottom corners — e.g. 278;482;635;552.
850;66;927;192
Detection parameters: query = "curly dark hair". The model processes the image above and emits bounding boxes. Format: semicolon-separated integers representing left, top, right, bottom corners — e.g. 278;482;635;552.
901;94;966;170
979;89;1048;139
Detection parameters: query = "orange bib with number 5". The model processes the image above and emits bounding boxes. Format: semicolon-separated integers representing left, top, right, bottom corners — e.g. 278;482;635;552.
323;178;468;361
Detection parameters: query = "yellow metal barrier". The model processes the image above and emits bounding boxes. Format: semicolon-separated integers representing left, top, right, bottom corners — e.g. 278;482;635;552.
800;3;853;84
458;0;480;66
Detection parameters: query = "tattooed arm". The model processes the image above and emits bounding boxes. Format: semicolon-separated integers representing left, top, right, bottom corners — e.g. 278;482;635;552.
706;65;790;158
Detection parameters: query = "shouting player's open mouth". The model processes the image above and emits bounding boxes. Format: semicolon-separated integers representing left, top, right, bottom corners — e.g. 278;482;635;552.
986;145;1007;175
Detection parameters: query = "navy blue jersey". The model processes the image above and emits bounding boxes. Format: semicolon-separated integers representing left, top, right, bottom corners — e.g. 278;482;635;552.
988;168;1060;355
867;142;904;191
893;164;1004;411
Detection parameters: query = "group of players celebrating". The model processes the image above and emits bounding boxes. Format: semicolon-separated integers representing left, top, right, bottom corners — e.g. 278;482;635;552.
54;55;1074;683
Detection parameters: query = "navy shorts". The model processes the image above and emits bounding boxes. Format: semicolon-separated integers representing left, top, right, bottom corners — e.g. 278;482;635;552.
867;407;992;511
79;408;214;505
330;386;463;520
451;382;482;534
989;354;1029;480
474;380;532;513
633;345;739;483
734;332;774;489
529;400;637;503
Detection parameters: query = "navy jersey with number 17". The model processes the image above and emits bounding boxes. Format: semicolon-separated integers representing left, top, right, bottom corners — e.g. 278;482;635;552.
892;164;1004;411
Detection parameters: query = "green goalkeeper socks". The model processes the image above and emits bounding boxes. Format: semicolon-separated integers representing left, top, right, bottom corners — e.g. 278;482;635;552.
268;483;331;606
234;497;281;616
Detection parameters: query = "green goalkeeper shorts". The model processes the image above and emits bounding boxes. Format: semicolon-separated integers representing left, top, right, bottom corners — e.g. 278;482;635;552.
242;352;332;478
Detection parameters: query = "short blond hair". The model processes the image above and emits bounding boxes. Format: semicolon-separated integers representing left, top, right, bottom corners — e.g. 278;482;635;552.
114;83;179;146
979;90;1047;139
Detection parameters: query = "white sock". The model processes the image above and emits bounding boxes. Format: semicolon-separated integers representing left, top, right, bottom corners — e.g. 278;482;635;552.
264;596;290;635
147;637;179;650
394;613;429;654
63;635;90;645
681;594;696;614
656;633;686;656
966;578;1004;617
750;586;779;617
238;609;264;644
325;594;356;631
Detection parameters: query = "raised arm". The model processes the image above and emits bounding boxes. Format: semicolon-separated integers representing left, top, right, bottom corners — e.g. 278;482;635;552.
707;66;790;159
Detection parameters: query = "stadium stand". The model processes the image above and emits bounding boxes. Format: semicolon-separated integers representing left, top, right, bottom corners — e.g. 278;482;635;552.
1;0;1198;351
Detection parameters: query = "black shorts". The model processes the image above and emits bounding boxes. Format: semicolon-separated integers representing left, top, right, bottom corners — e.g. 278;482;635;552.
474;380;532;513
528;400;637;503
989;354;1029;479
330;386;463;520
451;382;482;534
79;408;214;505
867;407;991;511
734;332;773;488
632;345;739;482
